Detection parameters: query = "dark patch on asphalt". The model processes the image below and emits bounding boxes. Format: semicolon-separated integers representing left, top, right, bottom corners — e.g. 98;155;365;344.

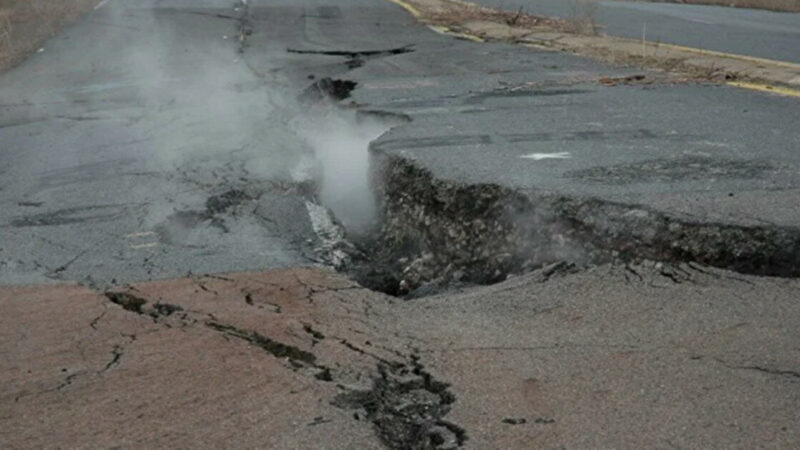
502;417;527;425
106;291;186;321
155;189;257;243
17;201;44;207
568;155;779;183
10;205;126;227
303;323;326;340
205;189;253;215
333;357;466;449
298;77;358;102
151;302;184;317
307;415;334;426
314;367;334;381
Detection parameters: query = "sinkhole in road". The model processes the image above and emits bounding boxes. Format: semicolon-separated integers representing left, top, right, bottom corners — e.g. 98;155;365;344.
295;80;800;299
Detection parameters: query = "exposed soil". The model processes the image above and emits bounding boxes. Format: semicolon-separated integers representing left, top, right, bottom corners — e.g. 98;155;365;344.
341;151;800;297
100;272;468;448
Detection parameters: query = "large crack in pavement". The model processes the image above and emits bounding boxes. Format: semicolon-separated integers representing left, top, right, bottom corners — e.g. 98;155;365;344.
279;67;800;298
333;356;467;450
343;150;800;296
6;257;800;447
4;2;800;447
101;276;467;449
265;51;800;298
287;45;414;70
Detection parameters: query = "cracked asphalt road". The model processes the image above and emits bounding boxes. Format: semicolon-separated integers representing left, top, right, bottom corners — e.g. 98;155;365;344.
2;0;799;286
3;264;799;448
2;0;800;448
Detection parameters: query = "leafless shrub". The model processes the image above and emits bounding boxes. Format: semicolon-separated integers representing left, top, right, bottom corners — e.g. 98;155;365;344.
426;2;562;29
505;6;525;26
566;0;599;36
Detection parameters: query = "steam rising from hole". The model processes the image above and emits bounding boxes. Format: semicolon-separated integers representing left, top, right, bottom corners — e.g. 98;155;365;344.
96;1;398;243
293;109;392;234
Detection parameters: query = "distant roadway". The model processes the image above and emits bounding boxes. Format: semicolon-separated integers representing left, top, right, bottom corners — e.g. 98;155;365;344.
472;0;800;63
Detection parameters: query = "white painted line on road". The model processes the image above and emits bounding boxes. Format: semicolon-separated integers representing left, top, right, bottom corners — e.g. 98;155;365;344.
520;152;572;161
131;243;158;249
124;231;155;238
686;18;715;25
94;0;111;10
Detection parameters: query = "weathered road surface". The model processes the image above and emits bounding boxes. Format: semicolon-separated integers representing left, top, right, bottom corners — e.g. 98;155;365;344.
2;0;800;448
4;264;800;448
473;0;800;63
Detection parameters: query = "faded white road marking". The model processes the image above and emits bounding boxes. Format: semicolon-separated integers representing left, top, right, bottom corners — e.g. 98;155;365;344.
94;0;111;10
124;231;155;238
687;18;715;25
130;242;158;249
520;152;572;161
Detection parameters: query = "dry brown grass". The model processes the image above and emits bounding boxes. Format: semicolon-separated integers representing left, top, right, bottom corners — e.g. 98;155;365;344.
0;0;98;72
644;0;800;12
421;0;565;29
403;0;800;88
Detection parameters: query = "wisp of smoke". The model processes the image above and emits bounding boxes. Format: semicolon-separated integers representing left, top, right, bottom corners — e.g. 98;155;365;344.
292;109;391;234
103;0;394;237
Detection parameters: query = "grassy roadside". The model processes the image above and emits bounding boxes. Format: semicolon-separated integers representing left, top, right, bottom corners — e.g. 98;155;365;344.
641;0;800;13
394;0;800;92
0;0;99;72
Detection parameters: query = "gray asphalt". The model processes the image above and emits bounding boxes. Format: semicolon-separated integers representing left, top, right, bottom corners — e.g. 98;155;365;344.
353;39;800;228
1;0;799;287
2;3;800;447
473;0;800;63
0;0;439;286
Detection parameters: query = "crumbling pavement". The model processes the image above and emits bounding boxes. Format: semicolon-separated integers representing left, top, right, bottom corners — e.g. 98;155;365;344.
3;262;800;448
